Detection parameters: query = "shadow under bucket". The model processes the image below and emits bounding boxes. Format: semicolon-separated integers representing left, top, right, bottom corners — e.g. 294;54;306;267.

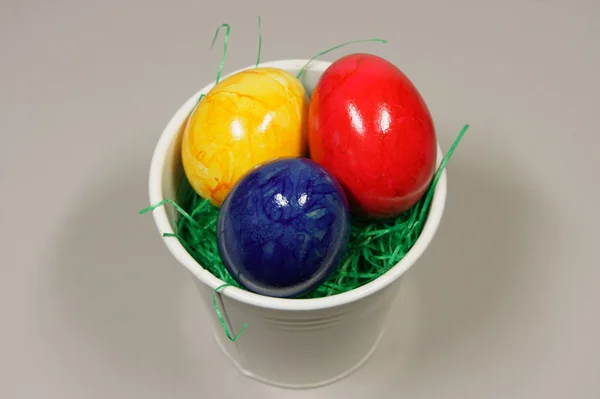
146;59;449;388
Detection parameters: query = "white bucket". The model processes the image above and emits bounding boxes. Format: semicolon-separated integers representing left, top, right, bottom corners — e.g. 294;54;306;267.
148;59;448;389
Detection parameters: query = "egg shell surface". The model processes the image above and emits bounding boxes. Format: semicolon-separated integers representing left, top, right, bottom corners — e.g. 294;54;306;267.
216;157;351;298
182;67;309;207
308;53;437;218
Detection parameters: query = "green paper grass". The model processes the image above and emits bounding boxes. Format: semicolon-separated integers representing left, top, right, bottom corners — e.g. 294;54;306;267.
145;124;469;300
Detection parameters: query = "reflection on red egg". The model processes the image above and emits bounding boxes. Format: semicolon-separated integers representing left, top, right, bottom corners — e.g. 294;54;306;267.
308;53;437;219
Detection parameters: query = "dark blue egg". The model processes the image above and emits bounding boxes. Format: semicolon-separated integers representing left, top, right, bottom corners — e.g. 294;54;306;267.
216;157;351;298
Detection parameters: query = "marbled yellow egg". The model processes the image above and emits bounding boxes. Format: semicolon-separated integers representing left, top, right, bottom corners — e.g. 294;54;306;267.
181;67;309;206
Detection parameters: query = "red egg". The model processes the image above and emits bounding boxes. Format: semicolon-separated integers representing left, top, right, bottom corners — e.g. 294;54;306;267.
308;53;437;219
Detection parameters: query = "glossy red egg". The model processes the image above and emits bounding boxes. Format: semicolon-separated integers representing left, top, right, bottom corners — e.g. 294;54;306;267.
308;53;437;219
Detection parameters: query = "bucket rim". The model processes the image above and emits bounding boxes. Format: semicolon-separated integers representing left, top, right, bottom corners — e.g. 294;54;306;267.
148;58;447;311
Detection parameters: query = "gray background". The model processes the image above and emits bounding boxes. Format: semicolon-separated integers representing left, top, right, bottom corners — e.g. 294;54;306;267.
1;0;599;398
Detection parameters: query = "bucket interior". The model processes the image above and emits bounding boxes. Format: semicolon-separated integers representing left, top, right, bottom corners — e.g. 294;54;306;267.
151;59;447;307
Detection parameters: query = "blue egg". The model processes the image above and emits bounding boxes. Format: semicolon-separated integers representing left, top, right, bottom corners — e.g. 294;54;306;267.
216;157;351;298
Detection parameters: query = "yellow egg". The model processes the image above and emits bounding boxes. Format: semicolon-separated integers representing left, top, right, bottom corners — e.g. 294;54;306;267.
181;67;309;206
